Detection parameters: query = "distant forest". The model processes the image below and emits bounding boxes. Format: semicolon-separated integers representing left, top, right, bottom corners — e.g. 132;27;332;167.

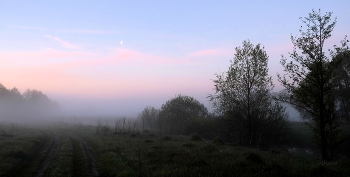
0;84;59;121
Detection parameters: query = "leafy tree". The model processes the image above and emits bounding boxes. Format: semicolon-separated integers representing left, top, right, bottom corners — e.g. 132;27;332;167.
333;50;350;123
159;95;208;135
209;40;288;148
277;9;348;160
138;106;159;131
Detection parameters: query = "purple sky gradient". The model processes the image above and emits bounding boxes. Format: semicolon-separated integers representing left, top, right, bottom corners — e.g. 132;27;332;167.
0;1;349;117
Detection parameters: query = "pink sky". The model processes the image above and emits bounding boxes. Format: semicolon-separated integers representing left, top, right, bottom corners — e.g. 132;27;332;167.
0;34;345;116
1;1;348;117
0;45;231;99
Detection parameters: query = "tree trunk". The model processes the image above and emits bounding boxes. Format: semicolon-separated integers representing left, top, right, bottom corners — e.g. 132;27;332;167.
320;91;329;161
248;90;252;147
320;113;329;161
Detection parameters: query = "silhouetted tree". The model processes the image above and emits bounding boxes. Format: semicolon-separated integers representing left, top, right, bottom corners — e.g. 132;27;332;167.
138;106;159;131
209;40;288;149
22;89;60;118
333;50;350;123
159;95;208;135
0;84;59;120
277;9;348;160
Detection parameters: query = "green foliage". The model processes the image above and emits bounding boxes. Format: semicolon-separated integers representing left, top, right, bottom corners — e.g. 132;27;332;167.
212;136;225;145
45;138;73;177
209;40;272;115
333;50;350;123
0;124;49;177
1;123;350;177
91;129;349;177
183;116;216;138
209;40;289;149
138;106;159;131
162;136;172;141
201;144;217;153
182;143;195;148
244;152;264;164
144;139;153;143
277;9;348;161
159;95;209;135
189;133;202;141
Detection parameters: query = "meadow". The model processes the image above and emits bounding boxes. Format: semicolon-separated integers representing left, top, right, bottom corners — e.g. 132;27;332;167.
0;121;349;177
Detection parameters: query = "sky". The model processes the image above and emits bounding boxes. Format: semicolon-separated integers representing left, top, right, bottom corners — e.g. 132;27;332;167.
0;1;349;118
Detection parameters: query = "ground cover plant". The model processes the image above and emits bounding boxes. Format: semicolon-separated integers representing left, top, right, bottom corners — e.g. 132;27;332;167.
0;122;51;177
1;122;349;177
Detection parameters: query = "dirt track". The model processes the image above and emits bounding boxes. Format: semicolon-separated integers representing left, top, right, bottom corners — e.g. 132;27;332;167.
69;135;100;177
3;127;100;177
33;135;59;177
82;140;100;177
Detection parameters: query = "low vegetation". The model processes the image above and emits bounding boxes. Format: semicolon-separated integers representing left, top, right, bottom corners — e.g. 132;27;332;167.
0;122;349;177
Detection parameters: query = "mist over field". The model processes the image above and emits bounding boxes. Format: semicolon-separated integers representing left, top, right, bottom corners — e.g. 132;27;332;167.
0;85;301;124
0;1;349;176
52;93;301;120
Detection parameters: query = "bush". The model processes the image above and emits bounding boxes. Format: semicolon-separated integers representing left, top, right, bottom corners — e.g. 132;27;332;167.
212;137;225;145
244;152;264;164
189;134;202;141
130;134;137;137
144;139;153;143
310;165;339;177
162;136;171;141
0;133;14;138
184;118;215;139
183;143;195;148
159;95;209;135
201;144;216;153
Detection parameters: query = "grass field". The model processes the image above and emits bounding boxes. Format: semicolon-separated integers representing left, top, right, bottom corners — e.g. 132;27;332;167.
0;121;349;177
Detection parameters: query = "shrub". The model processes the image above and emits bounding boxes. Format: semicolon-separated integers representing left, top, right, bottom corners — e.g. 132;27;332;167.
201;144;216;153
0;133;14;138
130;134;137;137
244;152;264;164
144;139;153;143
189;134;202;141
212;137;225;145
183;143;195;148
162;136;171;141
310;165;337;177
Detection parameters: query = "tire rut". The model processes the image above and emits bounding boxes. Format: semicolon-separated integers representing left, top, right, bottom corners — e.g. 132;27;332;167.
82;140;100;177
70;137;100;177
33;135;59;177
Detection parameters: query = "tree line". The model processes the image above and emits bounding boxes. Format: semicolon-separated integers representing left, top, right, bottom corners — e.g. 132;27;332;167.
137;9;349;161
0;84;59;121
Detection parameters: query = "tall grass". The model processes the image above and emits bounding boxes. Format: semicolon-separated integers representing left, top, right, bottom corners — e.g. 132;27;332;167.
0;123;48;177
0;122;349;177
